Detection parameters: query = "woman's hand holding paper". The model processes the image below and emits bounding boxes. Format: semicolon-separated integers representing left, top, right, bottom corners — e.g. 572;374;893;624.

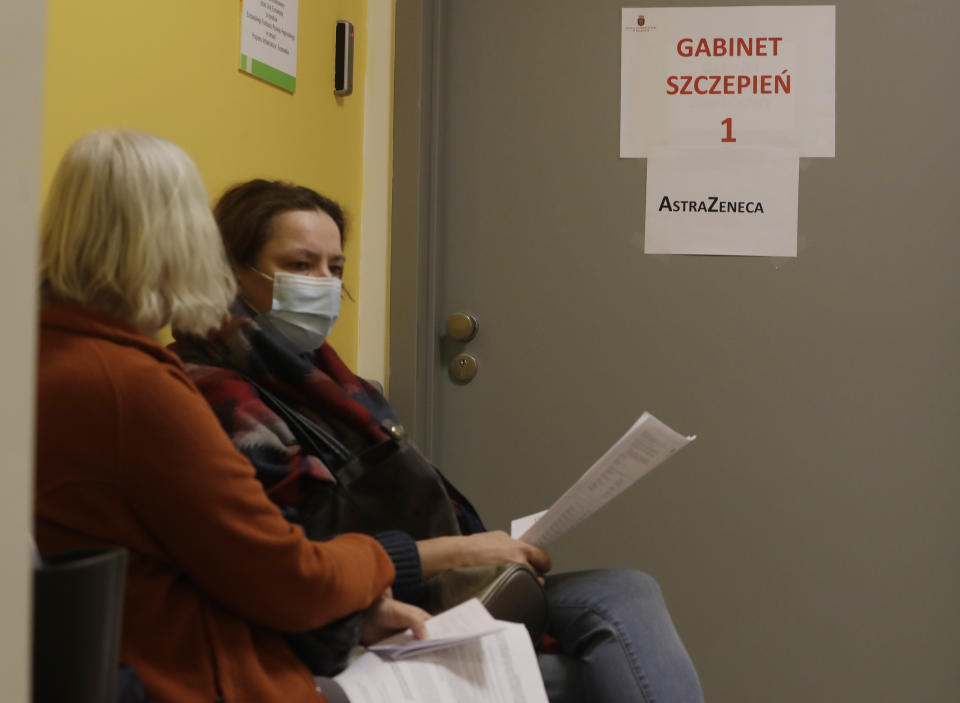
417;532;551;580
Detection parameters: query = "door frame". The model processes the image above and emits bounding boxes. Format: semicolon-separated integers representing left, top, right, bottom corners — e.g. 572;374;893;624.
389;0;444;454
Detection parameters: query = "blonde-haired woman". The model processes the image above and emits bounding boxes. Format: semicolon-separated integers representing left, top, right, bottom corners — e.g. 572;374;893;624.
35;129;427;703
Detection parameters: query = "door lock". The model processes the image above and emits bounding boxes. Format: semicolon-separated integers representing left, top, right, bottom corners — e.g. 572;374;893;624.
449;353;479;384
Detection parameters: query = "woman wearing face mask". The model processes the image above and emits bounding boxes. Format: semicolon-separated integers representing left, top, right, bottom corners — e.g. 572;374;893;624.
172;179;704;703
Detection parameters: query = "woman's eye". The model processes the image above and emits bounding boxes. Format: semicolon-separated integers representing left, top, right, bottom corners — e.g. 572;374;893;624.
288;261;311;271
330;266;344;278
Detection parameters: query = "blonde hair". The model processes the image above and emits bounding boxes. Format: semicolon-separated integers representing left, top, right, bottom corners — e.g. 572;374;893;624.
40;129;236;335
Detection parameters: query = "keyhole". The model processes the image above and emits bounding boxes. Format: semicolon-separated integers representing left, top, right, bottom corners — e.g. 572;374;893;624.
449;353;479;384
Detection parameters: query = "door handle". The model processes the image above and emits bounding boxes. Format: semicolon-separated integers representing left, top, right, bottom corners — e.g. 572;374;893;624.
445;312;479;342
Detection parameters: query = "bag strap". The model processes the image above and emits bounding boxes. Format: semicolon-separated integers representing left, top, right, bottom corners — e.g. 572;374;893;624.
209;364;354;467
252;379;353;462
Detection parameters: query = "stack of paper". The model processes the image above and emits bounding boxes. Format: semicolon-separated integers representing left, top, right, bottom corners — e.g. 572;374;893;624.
368;598;504;659
324;599;549;703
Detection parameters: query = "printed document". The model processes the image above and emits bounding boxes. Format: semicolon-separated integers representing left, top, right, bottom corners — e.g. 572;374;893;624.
511;412;695;548
369;597;504;659
321;599;549;703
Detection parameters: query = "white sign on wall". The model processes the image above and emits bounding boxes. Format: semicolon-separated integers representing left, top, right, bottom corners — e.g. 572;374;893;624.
241;0;299;92
621;6;835;157
644;146;800;257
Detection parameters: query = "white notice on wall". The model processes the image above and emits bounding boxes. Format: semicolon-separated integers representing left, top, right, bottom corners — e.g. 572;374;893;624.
644;147;799;257
241;0;299;92
621;6;835;157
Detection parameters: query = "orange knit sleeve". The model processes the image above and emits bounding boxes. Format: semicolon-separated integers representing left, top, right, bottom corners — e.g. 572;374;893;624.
114;362;393;632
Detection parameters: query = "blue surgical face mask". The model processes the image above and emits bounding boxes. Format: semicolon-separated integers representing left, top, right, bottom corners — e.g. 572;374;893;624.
250;268;341;353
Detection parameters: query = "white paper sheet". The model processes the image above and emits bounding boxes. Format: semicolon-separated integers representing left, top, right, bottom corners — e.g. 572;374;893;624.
369;598;504;660
644;145;799;256
621;6;835;157
333;620;548;703
510;510;547;541
515;412;694;549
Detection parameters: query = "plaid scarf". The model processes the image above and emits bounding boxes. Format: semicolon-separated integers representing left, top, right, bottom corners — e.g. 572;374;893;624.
172;301;485;536
171;300;400;511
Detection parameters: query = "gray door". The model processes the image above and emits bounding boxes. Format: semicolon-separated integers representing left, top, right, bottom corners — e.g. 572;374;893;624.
390;1;960;701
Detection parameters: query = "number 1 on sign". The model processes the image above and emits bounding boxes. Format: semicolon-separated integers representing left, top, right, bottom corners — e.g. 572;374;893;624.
721;118;736;143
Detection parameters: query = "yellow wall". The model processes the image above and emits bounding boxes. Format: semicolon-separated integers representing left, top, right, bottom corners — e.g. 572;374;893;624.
42;0;369;365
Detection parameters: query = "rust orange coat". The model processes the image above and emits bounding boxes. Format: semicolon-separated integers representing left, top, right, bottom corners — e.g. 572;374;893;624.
35;303;394;702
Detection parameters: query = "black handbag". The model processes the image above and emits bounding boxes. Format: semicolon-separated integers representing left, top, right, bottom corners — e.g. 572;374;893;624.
248;376;548;643
247;379;461;540
314;420;463;541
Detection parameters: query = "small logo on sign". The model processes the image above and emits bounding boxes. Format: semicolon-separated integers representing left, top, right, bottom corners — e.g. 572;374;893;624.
625;14;655;32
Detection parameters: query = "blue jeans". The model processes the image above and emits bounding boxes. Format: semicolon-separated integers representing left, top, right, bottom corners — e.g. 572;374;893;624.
537;570;704;703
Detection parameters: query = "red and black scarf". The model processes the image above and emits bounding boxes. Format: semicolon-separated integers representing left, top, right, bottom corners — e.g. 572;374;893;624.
170;301;400;510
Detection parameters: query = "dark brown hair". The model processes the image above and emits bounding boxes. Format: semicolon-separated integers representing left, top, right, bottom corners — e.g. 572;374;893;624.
213;179;346;267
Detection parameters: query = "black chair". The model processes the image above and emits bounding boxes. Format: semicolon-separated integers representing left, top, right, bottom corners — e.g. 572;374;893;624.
33;547;127;703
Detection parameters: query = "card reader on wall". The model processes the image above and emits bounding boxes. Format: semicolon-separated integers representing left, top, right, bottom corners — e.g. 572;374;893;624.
335;20;354;96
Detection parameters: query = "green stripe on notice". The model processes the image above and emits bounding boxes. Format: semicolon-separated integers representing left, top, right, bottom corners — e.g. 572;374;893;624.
240;54;248;71
249;58;296;92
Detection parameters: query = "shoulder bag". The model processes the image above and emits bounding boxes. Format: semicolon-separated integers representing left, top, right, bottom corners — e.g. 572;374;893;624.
248;376;548;642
